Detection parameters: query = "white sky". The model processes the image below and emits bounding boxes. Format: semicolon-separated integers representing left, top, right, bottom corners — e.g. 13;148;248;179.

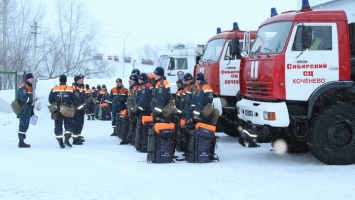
83;0;318;56
39;0;332;58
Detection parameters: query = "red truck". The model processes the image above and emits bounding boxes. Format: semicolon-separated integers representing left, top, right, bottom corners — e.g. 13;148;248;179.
237;0;355;165
194;23;257;138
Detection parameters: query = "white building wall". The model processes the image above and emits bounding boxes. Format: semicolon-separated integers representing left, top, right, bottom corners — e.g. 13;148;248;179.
312;0;355;23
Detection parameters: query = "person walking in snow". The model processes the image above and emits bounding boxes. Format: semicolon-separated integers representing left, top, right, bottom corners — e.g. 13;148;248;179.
48;75;78;148
17;73;36;148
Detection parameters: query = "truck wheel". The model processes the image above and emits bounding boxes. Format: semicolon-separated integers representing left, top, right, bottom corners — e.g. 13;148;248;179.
256;127;271;143
218;117;239;137
270;126;308;153
308;103;355;165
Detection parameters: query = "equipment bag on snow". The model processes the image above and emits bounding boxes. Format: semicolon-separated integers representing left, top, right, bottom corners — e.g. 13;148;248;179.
118;112;129;140
100;103;111;121
186;123;219;163
147;123;175;163
135;115;153;152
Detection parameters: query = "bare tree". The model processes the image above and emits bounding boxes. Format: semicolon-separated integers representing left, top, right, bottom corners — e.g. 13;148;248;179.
0;0;43;89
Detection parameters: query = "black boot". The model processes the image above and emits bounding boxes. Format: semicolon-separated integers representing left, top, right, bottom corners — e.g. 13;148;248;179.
79;135;85;142
110;128;117;136
18;140;30;148
64;134;72;147
248;138;260;148
72;135;83;145
57;138;65;148
87;115;91;120
120;140;130;145
237;137;246;147
91;115;95;120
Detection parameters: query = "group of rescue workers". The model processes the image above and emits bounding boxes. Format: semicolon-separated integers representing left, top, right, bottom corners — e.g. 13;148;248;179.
16;67;221;160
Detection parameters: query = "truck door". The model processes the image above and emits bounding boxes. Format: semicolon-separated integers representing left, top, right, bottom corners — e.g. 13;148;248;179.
285;23;338;101
219;39;243;96
166;56;191;93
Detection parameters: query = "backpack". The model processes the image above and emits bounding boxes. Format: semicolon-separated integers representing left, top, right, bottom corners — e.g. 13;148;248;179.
135;116;153;152
117;110;128;139
186;123;219;163
147;123;175;163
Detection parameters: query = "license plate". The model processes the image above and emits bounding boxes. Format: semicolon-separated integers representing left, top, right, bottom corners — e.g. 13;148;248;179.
245;110;253;116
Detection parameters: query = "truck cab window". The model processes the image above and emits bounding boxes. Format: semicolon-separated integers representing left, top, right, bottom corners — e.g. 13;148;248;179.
250;21;292;55
225;41;243;60
176;58;188;69
201;39;225;62
309;26;332;50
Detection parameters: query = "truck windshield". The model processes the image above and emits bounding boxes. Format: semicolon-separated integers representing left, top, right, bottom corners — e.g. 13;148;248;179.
201;39;225;62
156;55;169;69
250;21;292;55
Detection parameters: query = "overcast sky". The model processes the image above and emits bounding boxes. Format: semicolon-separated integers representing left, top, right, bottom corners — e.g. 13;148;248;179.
75;0;330;56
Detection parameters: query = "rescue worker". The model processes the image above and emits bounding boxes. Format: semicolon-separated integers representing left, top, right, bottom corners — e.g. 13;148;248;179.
97;84;109;104
175;78;185;114
152;67;172;123
93;84;101;100
131;69;140;76
192;72;214;125
109;78;128;136
48;75;78;148
72;74;86;145
84;84;95;120
181;73;198;126
134;73;153;150
174;78;185;152
17;73;36;148
120;74;139;145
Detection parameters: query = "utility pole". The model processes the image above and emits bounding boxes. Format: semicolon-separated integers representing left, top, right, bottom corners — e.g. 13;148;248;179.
30;22;41;73
30;22;40;102
123;33;130;78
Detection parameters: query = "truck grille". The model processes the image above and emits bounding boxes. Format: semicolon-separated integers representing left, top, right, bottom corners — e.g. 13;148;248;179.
245;79;274;98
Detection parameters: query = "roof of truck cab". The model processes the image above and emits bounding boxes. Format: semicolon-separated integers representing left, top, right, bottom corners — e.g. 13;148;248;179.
208;30;257;42
259;9;347;27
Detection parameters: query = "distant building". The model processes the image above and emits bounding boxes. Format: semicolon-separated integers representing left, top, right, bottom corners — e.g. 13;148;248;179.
141;59;154;65
124;57;131;63
93;54;103;60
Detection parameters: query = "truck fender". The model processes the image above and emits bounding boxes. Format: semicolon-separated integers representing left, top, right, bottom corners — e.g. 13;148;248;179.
307;81;354;118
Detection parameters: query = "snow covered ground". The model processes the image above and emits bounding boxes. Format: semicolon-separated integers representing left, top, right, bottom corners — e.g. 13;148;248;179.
0;68;354;199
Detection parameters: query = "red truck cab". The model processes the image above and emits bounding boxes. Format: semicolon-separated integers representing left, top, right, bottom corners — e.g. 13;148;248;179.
237;0;355;164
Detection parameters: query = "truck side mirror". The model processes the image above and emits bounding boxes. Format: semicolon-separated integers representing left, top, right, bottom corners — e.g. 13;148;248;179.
302;26;312;49
229;36;241;59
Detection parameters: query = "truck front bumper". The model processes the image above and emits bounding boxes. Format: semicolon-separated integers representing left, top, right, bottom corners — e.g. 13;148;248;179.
236;99;290;127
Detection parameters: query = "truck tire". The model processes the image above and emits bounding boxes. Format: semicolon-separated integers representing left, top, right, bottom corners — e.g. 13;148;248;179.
307;103;355;165
218;117;239;137
270;126;308;153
